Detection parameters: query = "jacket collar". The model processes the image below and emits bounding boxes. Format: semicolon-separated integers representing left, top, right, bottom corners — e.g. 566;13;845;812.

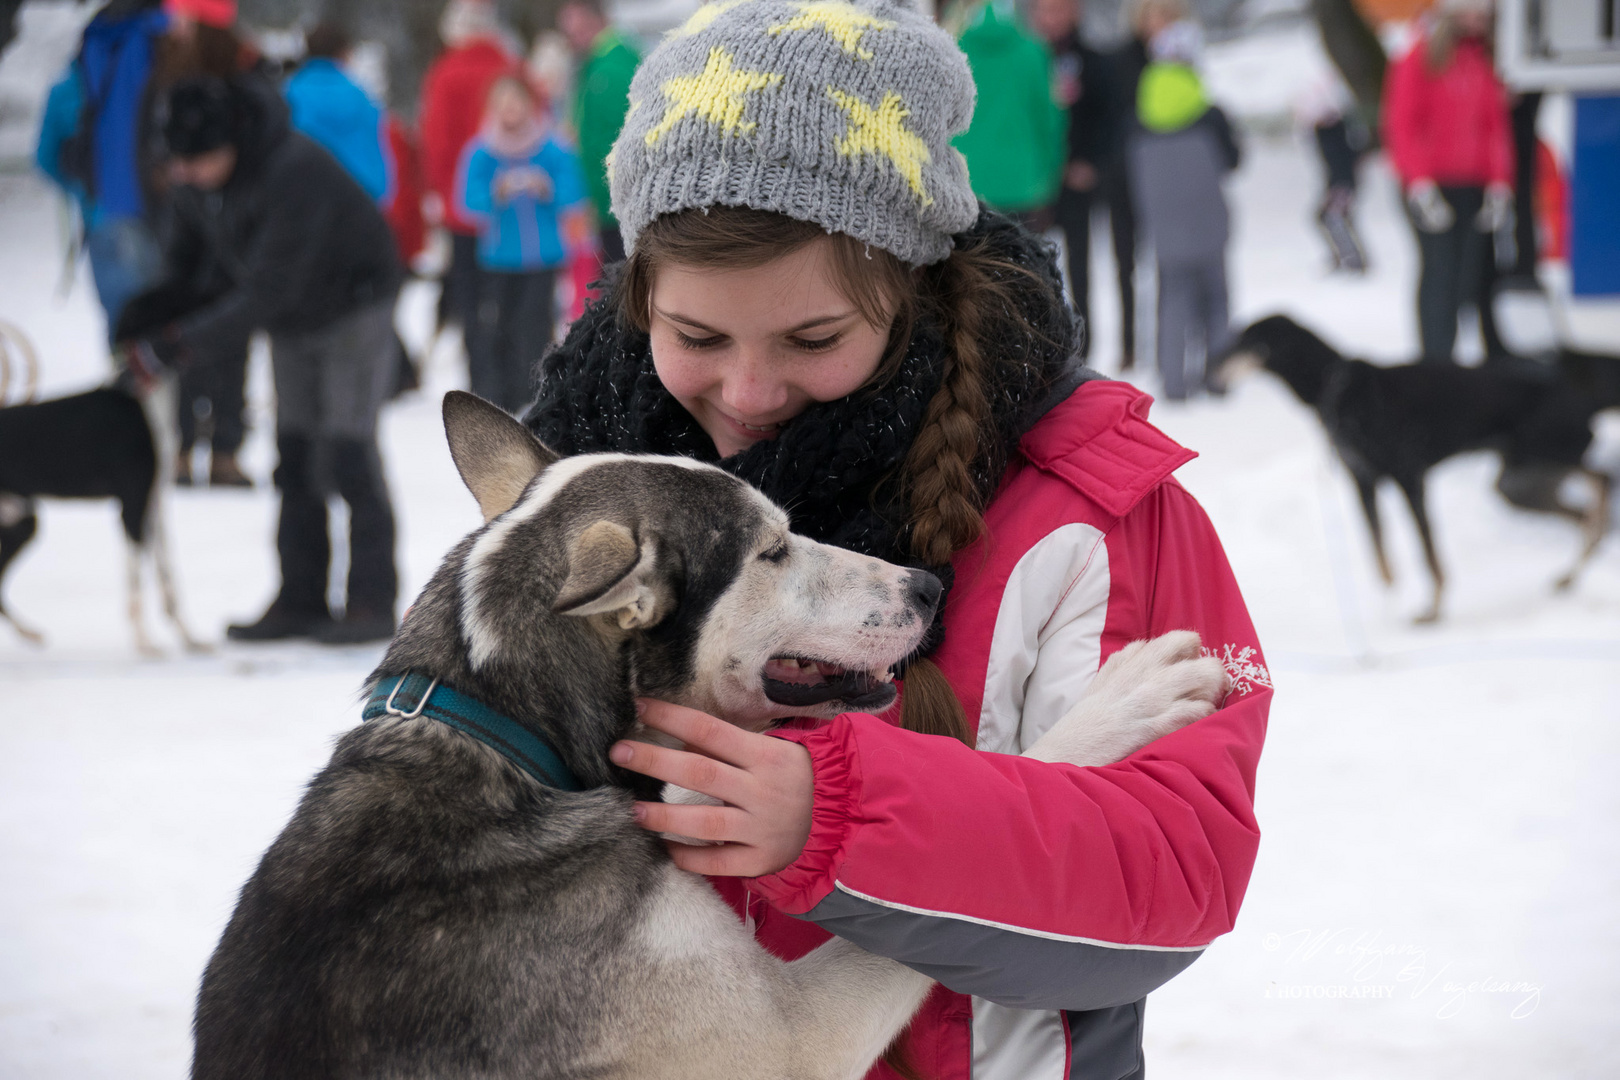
1019;381;1196;520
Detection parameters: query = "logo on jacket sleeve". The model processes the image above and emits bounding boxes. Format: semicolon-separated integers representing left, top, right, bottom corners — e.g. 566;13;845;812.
1204;643;1271;697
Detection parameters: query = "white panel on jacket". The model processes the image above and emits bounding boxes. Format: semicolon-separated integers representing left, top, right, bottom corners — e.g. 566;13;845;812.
972;998;1067;1080
976;523;1111;756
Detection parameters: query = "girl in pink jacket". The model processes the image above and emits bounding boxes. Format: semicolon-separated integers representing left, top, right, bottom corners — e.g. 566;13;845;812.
1383;0;1515;362
523;1;1271;1075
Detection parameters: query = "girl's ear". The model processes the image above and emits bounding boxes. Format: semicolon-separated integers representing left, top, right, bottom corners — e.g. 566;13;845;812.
442;391;560;522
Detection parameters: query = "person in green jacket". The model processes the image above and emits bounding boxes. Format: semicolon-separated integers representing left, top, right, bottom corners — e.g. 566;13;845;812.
559;0;639;262
952;0;1066;224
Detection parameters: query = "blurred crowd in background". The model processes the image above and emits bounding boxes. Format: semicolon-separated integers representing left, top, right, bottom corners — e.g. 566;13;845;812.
21;0;1561;641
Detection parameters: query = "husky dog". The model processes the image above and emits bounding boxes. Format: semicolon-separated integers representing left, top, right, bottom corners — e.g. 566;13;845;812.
192;391;1227;1080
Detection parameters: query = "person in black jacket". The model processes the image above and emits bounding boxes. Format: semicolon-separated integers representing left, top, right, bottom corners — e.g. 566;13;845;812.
1031;0;1117;360
118;76;405;644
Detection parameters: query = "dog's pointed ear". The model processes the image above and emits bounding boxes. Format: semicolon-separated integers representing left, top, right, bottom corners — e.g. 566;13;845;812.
554;520;667;629
443;391;559;522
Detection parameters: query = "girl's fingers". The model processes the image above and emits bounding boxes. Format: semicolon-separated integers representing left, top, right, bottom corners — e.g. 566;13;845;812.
633;800;747;843
634;699;772;768
664;840;769;878
609;739;748;805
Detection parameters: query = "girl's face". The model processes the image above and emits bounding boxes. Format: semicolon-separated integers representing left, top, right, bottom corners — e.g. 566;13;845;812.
648;238;894;458
490;82;536;133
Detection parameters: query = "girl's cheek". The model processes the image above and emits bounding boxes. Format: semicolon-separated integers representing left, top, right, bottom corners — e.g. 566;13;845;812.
649;336;710;398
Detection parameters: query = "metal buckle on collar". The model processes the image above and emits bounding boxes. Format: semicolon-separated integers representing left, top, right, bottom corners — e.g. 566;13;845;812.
383;674;440;720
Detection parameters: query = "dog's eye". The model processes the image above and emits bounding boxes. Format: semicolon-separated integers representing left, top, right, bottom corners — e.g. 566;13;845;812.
759;544;789;564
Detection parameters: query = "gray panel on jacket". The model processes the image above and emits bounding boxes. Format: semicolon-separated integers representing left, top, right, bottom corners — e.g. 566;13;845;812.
800;889;1203;1011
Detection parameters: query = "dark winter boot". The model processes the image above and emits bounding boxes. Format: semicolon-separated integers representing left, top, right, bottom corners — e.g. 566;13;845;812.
226;600;334;641
313;605;397;645
208;451;253;488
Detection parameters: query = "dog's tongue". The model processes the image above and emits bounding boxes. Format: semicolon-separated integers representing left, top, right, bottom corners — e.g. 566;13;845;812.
763;665;896;711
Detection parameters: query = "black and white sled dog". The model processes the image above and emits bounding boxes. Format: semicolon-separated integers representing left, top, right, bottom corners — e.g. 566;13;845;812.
1214;314;1614;623
0;324;201;651
193;391;1228;1080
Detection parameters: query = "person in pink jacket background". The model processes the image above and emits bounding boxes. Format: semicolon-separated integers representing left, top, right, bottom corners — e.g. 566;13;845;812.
523;2;1270;1075
1383;0;1514;363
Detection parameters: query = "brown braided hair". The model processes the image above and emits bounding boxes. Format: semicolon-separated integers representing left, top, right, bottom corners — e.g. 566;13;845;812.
622;207;1057;750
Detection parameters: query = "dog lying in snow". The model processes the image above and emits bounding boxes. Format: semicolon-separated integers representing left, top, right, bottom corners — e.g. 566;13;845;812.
192;391;1227;1080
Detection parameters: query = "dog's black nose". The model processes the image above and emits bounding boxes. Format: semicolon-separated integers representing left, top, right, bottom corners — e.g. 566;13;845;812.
906;570;943;614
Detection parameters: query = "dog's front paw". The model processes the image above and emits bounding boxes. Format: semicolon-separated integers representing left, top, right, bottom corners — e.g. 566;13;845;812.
1023;630;1229;767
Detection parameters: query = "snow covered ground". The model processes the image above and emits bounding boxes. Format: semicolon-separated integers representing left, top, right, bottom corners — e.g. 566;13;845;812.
3;15;1620;1080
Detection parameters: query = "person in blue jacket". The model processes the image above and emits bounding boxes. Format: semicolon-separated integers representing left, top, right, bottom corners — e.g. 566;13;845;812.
283;21;392;205
456;73;587;413
284;21;422;399
35;0;170;337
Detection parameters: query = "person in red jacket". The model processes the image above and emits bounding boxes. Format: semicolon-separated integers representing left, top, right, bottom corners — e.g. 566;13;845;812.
418;0;514;337
1383;0;1514;363
521;3;1270;1075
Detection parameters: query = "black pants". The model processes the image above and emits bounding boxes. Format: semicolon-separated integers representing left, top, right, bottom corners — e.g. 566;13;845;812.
177;332;249;454
437;231;483;333
1314;119;1361;192
1098;162;1137;365
1508;92;1543;280
270;299;399;617
1413;185;1489;363
469;268;556;414
273;434;397;616
1054;188;1093;358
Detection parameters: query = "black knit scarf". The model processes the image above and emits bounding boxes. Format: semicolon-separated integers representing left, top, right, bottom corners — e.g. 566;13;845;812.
521;208;1089;659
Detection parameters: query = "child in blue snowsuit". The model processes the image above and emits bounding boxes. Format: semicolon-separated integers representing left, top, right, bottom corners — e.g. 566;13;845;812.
456;74;587;413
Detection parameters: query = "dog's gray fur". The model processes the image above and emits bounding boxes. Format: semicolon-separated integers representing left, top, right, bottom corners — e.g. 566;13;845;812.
192;391;1227;1080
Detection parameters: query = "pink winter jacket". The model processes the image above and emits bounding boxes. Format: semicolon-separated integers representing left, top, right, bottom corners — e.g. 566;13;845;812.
711;379;1273;1080
1383;33;1514;191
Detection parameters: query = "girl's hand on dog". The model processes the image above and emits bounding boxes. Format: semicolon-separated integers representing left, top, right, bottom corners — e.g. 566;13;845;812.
611;700;813;878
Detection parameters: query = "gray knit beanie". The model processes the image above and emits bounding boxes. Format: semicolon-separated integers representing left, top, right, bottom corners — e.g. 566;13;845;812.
608;0;978;266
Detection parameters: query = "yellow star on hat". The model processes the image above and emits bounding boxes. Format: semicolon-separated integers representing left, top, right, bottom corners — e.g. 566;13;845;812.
769;0;896;60
645;47;783;146
826;87;932;205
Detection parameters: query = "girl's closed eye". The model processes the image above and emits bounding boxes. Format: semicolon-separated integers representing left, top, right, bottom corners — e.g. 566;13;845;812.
674;329;725;350
789;333;842;353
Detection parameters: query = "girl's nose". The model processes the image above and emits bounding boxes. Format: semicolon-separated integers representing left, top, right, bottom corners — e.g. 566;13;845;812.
720;349;789;418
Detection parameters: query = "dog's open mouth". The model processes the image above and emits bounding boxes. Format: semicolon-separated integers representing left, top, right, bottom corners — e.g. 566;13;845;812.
762;656;897;710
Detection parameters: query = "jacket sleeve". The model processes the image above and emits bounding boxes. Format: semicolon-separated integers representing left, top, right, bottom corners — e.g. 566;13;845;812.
1381;45;1428;187
173;150;334;359
552;145;589;210
458;146;496;219
575;48;636;220
418;65;458;202
1485;74;1514;188
1034;45;1067;196
751;482;1270;1012
1206;106;1242;172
